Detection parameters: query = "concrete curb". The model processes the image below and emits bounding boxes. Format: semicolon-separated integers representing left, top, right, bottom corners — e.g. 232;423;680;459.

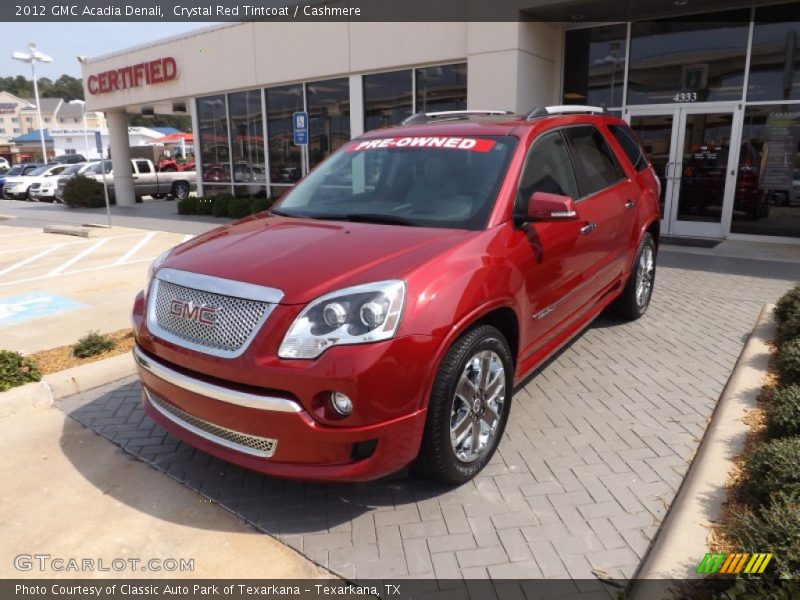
631;304;776;593
0;352;135;418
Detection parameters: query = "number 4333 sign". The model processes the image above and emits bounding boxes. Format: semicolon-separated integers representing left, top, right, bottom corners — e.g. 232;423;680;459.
673;92;698;102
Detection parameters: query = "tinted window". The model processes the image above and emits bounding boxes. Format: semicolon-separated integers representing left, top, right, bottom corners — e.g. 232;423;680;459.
516;131;579;212
415;63;468;113
563;24;627;108
307;77;350;169
196;94;230;185
608;124;648;172
563;126;625;196
136;161;152;173
266;83;304;185
228;89;265;190
363;70;412;132
748;5;800;102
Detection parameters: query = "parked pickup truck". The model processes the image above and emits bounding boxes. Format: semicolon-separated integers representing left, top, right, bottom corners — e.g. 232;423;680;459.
85;159;196;200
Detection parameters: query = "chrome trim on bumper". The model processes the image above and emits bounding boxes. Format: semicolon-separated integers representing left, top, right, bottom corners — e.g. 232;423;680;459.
133;345;303;413
144;388;277;458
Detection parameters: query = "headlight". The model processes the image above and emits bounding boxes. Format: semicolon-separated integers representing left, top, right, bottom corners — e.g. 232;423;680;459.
278;280;405;359
145;249;171;295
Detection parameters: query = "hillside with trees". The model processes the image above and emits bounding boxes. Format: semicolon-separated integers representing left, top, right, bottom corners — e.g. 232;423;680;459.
0;74;191;131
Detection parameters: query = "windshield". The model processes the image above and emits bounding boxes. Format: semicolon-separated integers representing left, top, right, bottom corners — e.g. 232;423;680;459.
6;166;22;176
275;135;517;230
87;160;112;174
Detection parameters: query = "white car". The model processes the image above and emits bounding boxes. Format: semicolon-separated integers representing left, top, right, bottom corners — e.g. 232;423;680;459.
30;162;90;202
0;157;9;170
3;164;73;201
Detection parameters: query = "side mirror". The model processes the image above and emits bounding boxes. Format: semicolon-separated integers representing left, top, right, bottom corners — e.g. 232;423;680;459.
517;191;578;224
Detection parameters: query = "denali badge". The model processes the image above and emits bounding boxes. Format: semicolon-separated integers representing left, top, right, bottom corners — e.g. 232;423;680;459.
169;299;218;326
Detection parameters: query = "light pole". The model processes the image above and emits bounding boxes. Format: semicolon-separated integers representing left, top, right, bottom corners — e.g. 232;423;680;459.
69;99;91;158
12;42;53;163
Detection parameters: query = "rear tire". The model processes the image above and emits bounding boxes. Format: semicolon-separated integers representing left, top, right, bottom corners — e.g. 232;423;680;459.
171;181;190;200
612;233;656;320
414;325;513;485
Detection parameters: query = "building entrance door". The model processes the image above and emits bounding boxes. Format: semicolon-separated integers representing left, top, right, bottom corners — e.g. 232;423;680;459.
625;105;743;238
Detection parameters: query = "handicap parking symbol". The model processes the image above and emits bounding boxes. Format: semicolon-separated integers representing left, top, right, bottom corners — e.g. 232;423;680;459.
0;291;86;329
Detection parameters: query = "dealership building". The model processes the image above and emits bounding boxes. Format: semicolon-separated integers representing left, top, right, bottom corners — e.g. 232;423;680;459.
81;2;800;242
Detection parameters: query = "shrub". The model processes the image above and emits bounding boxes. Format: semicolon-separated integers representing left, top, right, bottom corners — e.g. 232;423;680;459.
249;197;271;214
726;491;800;577
177;197;197;215
736;437;800;506
63;173;105;208
775;284;800;324
227;196;253;219
776;338;800;385
73;331;116;359
212;194;234;218
0;350;42;392
195;196;215;215
768;385;800;438
778;312;800;345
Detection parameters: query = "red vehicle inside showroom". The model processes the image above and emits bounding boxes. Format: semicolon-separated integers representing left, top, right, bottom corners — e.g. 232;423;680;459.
132;106;661;484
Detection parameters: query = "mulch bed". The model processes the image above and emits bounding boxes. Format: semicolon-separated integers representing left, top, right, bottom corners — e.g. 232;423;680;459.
30;329;135;376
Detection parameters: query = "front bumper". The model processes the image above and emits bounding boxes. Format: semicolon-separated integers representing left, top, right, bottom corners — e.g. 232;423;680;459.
3;188;27;199
134;345;428;481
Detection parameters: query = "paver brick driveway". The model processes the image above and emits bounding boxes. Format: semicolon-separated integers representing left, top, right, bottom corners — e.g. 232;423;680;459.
61;248;798;580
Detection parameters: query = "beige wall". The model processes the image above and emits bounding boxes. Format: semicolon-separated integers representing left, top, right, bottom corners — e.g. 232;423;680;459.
81;21;561;115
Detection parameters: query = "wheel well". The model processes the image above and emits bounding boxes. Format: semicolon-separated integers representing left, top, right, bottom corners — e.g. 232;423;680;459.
474;307;519;366
647;220;660;251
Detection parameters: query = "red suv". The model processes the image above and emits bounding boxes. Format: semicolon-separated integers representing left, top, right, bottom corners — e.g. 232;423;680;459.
132;107;660;484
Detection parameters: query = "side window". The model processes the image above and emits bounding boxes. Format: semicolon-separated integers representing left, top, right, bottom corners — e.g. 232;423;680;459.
135;160;152;174
516;131;579;213
608;124;648;172
563;125;625;197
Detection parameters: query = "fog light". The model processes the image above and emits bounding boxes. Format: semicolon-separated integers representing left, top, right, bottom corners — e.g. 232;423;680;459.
330;391;353;416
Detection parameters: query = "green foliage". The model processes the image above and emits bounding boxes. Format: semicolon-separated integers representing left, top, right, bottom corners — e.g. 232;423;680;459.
227;196;253;219
63;174;105;208
177;194;273;219
212;194;233;218
778;312;800;345
0;350;41;392
249;197;272;214
736;437;800;507
0;74;84;101
726;492;800;578
768;385;800;438
776;338;800;386
775;284;800;324
177;197;197;215
73;331;116;359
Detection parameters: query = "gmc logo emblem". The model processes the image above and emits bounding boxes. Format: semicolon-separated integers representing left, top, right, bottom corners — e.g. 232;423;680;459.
169;299;218;326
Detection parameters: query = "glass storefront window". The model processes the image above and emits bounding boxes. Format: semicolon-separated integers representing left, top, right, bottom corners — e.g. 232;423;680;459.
306;78;350;169
416;63;468;113
363;70;412;131
266;83;304;185
748;5;800;102
731;106;800;237
563;24;627;108
627;11;749;105
196;94;230;184
228;90;266;195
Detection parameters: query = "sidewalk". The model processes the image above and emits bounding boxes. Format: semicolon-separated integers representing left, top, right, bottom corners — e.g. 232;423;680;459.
0;398;328;579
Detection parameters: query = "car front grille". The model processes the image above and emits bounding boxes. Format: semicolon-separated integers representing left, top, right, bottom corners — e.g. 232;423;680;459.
149;278;274;357
145;389;277;457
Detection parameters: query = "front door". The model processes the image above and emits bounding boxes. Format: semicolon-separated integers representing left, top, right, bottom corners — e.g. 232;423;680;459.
625;106;742;238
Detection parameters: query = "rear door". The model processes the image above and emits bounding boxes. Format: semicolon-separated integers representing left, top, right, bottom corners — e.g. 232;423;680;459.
561;124;630;305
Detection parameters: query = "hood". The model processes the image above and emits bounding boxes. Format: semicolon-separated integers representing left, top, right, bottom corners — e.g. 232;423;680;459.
163;215;474;304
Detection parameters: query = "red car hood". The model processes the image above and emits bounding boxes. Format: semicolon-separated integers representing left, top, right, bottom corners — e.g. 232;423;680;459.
164;215;474;304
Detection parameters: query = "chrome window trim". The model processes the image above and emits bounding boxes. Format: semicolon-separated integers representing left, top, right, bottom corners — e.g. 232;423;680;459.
147;268;283;359
144;388;277;458
134;345;303;413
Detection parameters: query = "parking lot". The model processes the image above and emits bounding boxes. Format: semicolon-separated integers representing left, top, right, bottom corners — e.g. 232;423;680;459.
59;248;799;581
0;224;191;353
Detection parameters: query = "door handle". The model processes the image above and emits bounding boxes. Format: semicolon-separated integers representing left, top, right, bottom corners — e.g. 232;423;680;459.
580;222;597;235
625;200;637;209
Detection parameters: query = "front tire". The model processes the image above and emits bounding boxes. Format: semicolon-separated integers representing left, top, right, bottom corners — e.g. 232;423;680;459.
415;325;513;485
613;232;656;320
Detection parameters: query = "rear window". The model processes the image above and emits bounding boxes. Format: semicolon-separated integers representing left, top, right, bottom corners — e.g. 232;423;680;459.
563;126;625;197
276;135;517;230
608;124;649;172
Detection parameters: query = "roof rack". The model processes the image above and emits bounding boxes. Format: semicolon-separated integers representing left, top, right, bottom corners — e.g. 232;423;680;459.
525;105;606;120
402;110;514;125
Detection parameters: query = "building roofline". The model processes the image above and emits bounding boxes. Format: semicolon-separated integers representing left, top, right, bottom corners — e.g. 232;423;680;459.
83;22;240;65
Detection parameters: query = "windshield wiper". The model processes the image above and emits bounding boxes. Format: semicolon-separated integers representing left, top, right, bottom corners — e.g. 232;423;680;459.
269;208;299;218
333;213;420;227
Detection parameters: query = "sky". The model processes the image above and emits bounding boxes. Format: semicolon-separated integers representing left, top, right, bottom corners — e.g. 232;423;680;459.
0;22;217;80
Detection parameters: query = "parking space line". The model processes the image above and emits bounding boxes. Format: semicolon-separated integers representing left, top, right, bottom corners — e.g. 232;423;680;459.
0;232;156;256
0;244;64;277
113;232;157;266
0;257;153;287
46;238;110;276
